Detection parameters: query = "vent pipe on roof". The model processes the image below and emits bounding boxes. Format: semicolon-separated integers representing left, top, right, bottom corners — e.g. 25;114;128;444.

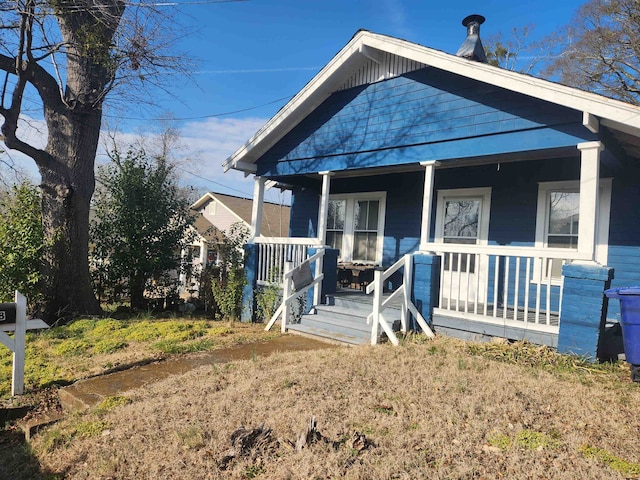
456;14;488;63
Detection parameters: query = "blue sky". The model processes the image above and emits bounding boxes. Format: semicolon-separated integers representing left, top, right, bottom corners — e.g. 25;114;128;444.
10;0;588;203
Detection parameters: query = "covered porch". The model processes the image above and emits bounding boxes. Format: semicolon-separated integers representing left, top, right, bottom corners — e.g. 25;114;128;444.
243;141;612;355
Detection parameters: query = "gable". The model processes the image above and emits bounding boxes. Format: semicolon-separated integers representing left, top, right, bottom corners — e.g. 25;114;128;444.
225;30;640;176
256;68;596;177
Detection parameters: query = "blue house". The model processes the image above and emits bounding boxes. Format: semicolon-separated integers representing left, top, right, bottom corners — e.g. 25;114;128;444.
224;19;640;359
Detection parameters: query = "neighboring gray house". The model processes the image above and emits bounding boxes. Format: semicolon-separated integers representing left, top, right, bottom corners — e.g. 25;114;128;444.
179;192;290;297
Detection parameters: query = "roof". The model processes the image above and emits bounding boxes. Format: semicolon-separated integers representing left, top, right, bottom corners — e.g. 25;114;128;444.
191;192;290;237
193;214;226;243
224;29;640;174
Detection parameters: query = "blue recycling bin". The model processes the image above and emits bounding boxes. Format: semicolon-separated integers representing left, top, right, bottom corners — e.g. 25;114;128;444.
604;287;640;373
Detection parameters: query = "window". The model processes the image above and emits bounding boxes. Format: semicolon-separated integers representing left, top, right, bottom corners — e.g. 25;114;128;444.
435;188;491;273
353;199;380;262
326;193;386;264
326;200;346;253
208;200;216;215
535;179;612;281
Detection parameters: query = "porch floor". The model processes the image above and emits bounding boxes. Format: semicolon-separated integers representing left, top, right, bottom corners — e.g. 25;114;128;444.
438;299;560;327
331;290;559;327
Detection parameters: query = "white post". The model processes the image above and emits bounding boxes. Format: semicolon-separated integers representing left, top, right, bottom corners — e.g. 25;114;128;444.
401;254;411;333
370;269;383;345
577;141;603;260
250;176;266;243
313;249;324;307
419;161;438;249
11;291;26;396
316;171;333;245
281;261;293;333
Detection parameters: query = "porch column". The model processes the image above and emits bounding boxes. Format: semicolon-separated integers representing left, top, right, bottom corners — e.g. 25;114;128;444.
419;161;438;249
577;141;603;260
317;171;333;245
249;176;266;242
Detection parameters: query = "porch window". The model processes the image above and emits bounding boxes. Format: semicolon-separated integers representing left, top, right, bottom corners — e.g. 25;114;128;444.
326;193;386;264
326;200;346;253
535;179;612;281
435;188;491;273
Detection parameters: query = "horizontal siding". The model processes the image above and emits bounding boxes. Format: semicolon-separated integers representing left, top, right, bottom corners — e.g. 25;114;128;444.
256;68;595;177
605;166;640;322
289;187;319;238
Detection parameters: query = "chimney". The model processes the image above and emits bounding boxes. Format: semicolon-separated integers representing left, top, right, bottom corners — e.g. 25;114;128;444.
456;14;488;63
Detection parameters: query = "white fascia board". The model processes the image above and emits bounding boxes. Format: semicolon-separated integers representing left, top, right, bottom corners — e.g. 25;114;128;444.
190;192;216;210
223;31;371;173
210;194;252;228
224;30;640;175
363;33;640;132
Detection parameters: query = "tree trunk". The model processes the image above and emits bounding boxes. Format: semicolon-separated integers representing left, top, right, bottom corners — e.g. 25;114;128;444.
38;108;102;322
130;272;146;310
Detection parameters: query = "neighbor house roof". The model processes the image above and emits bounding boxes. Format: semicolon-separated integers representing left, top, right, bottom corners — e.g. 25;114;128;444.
191;191;290;238
223;29;640;174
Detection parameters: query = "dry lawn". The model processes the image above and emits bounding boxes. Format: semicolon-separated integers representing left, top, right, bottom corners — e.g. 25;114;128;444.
23;336;640;479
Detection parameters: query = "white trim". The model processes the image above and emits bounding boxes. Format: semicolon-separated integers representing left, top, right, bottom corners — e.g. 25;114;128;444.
224;30;640;173
534;178;612;283
317;172;333;245
249;176;265;242
434;187;492;245
328;191;387;264
420;161;438;246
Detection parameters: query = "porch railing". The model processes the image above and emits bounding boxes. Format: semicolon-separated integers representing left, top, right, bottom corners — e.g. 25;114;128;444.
426;243;587;333
254;237;322;286
264;248;325;333
365;254;435;345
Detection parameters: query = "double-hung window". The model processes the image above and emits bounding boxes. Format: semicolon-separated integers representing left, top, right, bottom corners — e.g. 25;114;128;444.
326;192;386;264
535;179;612;282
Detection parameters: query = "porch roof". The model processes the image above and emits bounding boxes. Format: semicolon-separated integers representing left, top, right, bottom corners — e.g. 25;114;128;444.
223;30;640;176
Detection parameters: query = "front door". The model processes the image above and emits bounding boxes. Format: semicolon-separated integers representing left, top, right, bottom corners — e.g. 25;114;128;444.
435;188;491;308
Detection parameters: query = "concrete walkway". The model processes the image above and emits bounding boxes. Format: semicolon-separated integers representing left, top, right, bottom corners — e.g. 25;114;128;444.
58;335;336;412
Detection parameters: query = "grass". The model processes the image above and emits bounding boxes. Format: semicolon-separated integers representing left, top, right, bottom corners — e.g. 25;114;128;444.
5;335;633;480
2;321;640;479
0;315;277;398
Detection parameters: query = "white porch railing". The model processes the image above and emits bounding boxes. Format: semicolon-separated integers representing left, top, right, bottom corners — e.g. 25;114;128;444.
264;248;325;333
365;254;435;345
426;243;588;334
254;237;322;286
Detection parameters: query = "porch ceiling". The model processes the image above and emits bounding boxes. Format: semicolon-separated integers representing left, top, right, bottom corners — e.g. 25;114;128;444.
266;146;578;188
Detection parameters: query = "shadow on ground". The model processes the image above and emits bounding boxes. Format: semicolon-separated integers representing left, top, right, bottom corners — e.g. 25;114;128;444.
0;428;56;480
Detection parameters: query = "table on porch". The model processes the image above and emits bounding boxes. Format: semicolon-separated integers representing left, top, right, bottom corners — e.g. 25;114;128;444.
337;264;376;291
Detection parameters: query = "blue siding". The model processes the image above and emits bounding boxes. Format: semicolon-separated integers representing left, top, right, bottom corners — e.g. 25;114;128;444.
606;166;640;321
289;186;320;238
256;68;596;177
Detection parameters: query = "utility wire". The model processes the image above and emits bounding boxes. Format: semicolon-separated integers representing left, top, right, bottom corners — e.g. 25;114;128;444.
114;94;292;121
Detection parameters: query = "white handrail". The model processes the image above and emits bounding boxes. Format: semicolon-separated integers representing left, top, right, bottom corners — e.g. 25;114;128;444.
264;249;325;332
367;254;435;345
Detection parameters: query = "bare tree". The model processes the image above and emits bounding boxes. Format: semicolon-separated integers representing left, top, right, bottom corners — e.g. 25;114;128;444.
483;25;544;74
0;0;189;321
544;0;640;104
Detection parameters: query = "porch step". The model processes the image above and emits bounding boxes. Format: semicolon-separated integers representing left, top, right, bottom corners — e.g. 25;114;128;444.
287;302;402;346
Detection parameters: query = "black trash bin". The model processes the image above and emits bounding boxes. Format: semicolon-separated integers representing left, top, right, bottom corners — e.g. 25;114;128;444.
604;286;640;382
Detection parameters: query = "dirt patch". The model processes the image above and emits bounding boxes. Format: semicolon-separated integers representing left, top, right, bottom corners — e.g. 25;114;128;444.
22;336;640;479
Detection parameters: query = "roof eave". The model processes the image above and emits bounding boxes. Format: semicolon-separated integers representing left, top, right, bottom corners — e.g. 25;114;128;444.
223;30;640;174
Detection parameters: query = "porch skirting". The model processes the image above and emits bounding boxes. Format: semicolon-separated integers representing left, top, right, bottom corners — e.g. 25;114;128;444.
432;311;558;347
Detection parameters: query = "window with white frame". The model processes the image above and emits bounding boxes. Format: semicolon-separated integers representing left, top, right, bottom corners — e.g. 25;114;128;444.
435;187;492;273
326;193;386;264
535;179;612;281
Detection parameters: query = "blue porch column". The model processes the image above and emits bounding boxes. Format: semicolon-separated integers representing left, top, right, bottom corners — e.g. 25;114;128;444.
306;247;339;310
411;253;441;332
557;263;614;360
241;243;258;322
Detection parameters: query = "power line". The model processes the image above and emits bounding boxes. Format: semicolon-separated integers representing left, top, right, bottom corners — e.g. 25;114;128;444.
113;95;292;121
